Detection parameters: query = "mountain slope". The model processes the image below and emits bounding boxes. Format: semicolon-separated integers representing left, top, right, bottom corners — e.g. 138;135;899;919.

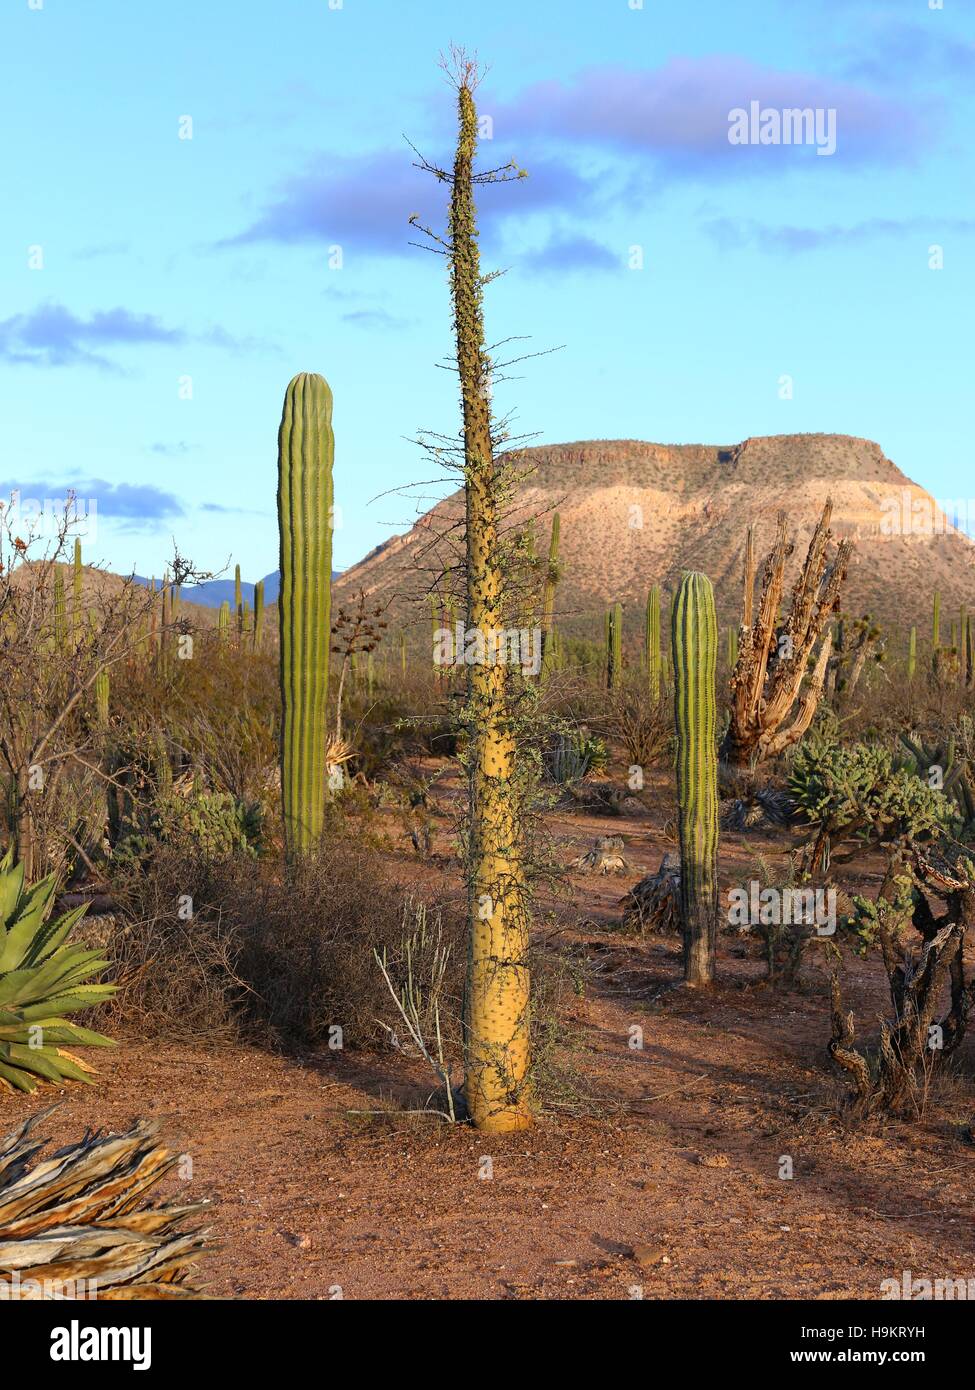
333;433;975;641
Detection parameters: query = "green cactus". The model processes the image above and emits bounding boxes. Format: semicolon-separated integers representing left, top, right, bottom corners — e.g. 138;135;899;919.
53;569;66;650
218;600;230;643
72;538;83;639
646;586;661;701
933;590;941;652
277;372;334;858
672;571;719;987
607;602;623;689
94;670;109;728
253;579;265;648
540;513;560;682
234;563;243;639
727;624;738;672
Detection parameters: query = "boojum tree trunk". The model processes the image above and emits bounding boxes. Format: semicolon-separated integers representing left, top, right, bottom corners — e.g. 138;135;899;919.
448;77;532;1133
673;571;719;987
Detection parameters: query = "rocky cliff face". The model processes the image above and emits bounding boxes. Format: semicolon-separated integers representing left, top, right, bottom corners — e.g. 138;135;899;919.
334;433;975;642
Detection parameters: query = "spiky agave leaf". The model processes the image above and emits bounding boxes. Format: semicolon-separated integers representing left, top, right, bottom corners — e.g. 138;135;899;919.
0;848;115;1094
0;1108;213;1298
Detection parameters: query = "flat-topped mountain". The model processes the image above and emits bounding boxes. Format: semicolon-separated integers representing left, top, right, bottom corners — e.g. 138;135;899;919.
334;433;975;641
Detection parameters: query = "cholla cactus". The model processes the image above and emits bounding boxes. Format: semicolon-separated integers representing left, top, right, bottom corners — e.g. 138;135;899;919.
672;572;719;986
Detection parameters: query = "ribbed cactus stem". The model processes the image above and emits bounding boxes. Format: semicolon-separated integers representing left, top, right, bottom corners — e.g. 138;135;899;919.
540;513;560;682
253;579;265;648
72;538;83;639
606;603;623;689
53;569;66;649
218;600;230;642
277;372;333;857
94;669;110;728
234;564;243;639
646;587;661;701
933;590;941;651
673;571;719;987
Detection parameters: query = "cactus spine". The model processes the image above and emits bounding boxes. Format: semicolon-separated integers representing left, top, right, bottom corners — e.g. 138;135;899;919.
673;571;719;987
540;513;560;682
646;587;661;701
277;372;333;858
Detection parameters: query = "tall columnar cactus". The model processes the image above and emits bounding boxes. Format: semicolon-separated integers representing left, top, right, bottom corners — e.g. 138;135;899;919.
72;538;83;640
726;624;738;672
933;590;941;652
218;600;230;643
607;602;623;689
94;670;110;728
53;569;66;650
960;607;969;689
673;571;719;987
234;564;243;640
540;513;560;682
277;372;334;858
253;579;265;648
646;586;661;701
908;625;917;682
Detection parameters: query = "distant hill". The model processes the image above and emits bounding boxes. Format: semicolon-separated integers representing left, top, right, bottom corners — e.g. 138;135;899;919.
331;433;975;640
134;571;340;608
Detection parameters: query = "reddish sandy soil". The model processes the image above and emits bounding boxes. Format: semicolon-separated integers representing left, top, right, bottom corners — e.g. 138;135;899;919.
6;774;975;1300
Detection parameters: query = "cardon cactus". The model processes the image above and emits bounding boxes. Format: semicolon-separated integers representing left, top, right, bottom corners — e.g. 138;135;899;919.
540;513;560;682
253;578;265;648
277;372;334;857
94;669;109;728
607;602;623;689
646;586;661;701
672;571;719;986
52;569;66;650
218;600;230;643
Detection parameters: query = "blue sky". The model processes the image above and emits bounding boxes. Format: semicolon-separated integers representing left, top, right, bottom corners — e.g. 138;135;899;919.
1;0;972;581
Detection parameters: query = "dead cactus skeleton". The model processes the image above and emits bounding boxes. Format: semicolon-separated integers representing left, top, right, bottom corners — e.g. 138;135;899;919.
723;501;853;770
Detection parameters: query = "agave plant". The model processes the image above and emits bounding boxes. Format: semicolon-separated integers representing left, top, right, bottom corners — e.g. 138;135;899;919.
0;844;115;1094
0;1107;212;1298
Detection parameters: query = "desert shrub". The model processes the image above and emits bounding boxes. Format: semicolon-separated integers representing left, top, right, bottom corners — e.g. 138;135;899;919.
603;686;670;772
106;840;465;1049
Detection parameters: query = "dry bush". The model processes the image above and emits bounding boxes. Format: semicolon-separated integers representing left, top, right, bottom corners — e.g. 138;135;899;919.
103;839;466;1050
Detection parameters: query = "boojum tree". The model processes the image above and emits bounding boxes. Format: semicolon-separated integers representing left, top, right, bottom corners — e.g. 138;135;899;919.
413;54;532;1132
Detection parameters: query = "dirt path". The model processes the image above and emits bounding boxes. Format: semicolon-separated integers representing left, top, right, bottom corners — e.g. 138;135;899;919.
6;788;974;1300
